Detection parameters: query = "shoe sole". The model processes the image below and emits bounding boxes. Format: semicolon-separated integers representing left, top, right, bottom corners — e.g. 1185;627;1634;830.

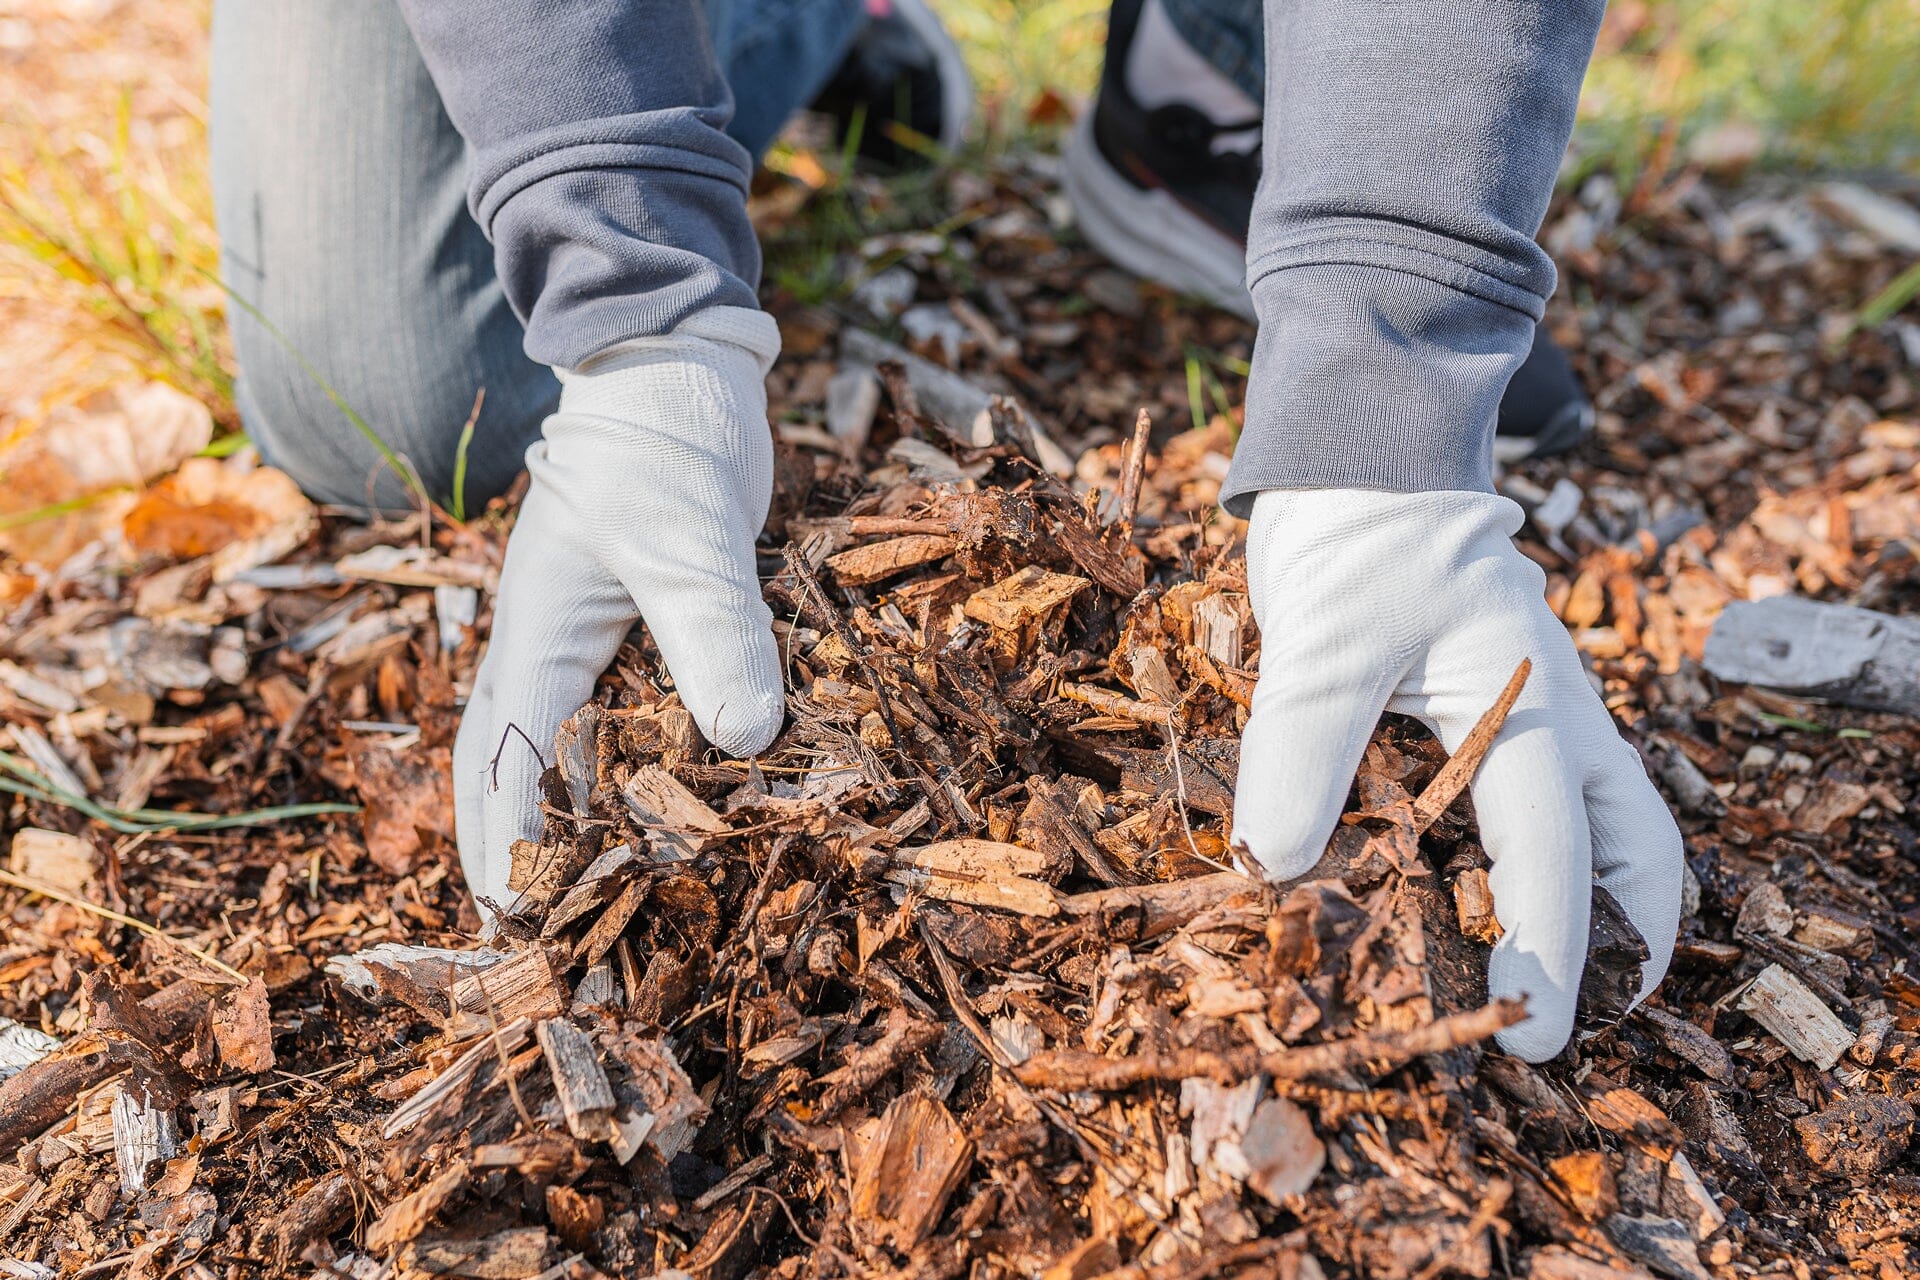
1063;111;1255;320
1066;113;1595;465
888;0;974;152
1492;400;1595;463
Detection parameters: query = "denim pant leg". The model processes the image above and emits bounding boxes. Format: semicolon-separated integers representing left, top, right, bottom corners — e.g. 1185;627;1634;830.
210;0;862;513
1159;0;1262;104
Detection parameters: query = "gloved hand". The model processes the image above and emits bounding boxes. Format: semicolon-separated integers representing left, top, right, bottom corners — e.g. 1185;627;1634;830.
1231;488;1683;1061
453;307;787;915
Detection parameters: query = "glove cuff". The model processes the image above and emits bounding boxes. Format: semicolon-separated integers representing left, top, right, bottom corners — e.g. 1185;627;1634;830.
564;305;781;384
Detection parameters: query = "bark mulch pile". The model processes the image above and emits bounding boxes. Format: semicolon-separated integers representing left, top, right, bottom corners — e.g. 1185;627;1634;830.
3;164;1920;1280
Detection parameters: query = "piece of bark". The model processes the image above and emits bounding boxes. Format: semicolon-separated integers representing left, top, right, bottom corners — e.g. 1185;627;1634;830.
325;943;505;1006
111;1084;178;1196
1059;681;1173;726
602;1034;706;1160
1067;741;1236;818
211;979;275;1075
1016;998;1524;1090
842;328;1072;474
1702;596;1920;716
850;1092;974;1251
1603;1215;1712;1280
884;864;1059;917
1239;1096;1325;1204
621;765;728;855
1584;1082;1682;1161
963;564;1089;630
449;946;567;1036
535;1018;617;1142
1041;1236;1123;1280
0;1018;61;1082
366;1159;473;1253
404;1228;551;1279
384;1017;532;1139
8;827;95;896
1191;592;1246;668
1792;904;1875;957
1410;658;1528;831
1452;868;1502;943
1643;737;1727;817
1548;1151;1619;1221
1737;963;1852;1070
1793;1093;1914;1177
541;847;638;937
1578;886;1651;1027
545;1185;606;1252
1660;1151;1725;1241
573;879;647;967
0;978;213;1151
1060;872;1261;939
1637;1008;1735;1084
1733;881;1793;939
826;534;958;586
1528;1247;1657;1280
263;1171;355;1263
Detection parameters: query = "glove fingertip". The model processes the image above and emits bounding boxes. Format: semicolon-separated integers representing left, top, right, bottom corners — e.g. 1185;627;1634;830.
1493;1012;1573;1064
704;684;786;757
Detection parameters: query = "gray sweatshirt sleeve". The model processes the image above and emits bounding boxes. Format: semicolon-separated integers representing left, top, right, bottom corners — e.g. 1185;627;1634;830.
391;0;761;371
1219;0;1606;514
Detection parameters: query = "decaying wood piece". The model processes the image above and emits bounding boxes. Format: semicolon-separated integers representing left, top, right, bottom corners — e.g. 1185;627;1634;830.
849;1092;974;1251
403;1228;552;1279
110;1084;178;1196
885;839;1060;917
1793;1093;1914;1176
366;1159;473;1254
1452;868;1501;943
385;1017;533;1139
1060;872;1259;938
0;1018;61;1082
325;942;505;1006
1702;596;1920;716
1737;963;1853;1070
535;1018;618;1142
263;1171;356;1264
621;764;728;856
8;828;94;896
841;328;1073;474
826;533;957;586
449;946;567;1036
0;976;215;1151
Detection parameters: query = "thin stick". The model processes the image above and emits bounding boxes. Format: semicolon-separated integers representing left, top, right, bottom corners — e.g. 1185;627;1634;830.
1411;658;1530;833
0;867;248;983
1013;997;1526;1091
1113;407;1151;534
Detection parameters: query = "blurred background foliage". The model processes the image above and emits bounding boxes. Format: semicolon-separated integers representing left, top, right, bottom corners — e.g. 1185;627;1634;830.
0;0;1916;436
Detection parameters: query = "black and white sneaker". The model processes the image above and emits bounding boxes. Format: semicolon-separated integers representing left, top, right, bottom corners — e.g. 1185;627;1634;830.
811;0;974;168
1064;0;1593;463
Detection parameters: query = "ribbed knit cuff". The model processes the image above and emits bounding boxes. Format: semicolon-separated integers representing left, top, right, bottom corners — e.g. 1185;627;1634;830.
1219;262;1538;516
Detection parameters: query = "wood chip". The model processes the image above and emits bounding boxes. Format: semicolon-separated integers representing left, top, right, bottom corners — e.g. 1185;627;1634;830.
536;1018;618;1143
850;1092;973;1250
1737;963;1853;1070
826;533;958;586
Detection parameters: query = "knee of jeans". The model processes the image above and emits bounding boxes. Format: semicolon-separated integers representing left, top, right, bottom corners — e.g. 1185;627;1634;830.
230;311;556;514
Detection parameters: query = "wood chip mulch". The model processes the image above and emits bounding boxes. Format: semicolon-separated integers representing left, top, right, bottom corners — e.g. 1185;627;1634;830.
3;164;1920;1280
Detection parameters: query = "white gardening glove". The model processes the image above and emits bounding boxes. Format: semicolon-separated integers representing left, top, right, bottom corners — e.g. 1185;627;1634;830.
453;307;786;915
1232;488;1683;1061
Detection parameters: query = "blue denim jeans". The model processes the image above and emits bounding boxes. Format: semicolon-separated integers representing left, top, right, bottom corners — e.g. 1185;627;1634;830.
1160;0;1262;105
210;0;862;510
